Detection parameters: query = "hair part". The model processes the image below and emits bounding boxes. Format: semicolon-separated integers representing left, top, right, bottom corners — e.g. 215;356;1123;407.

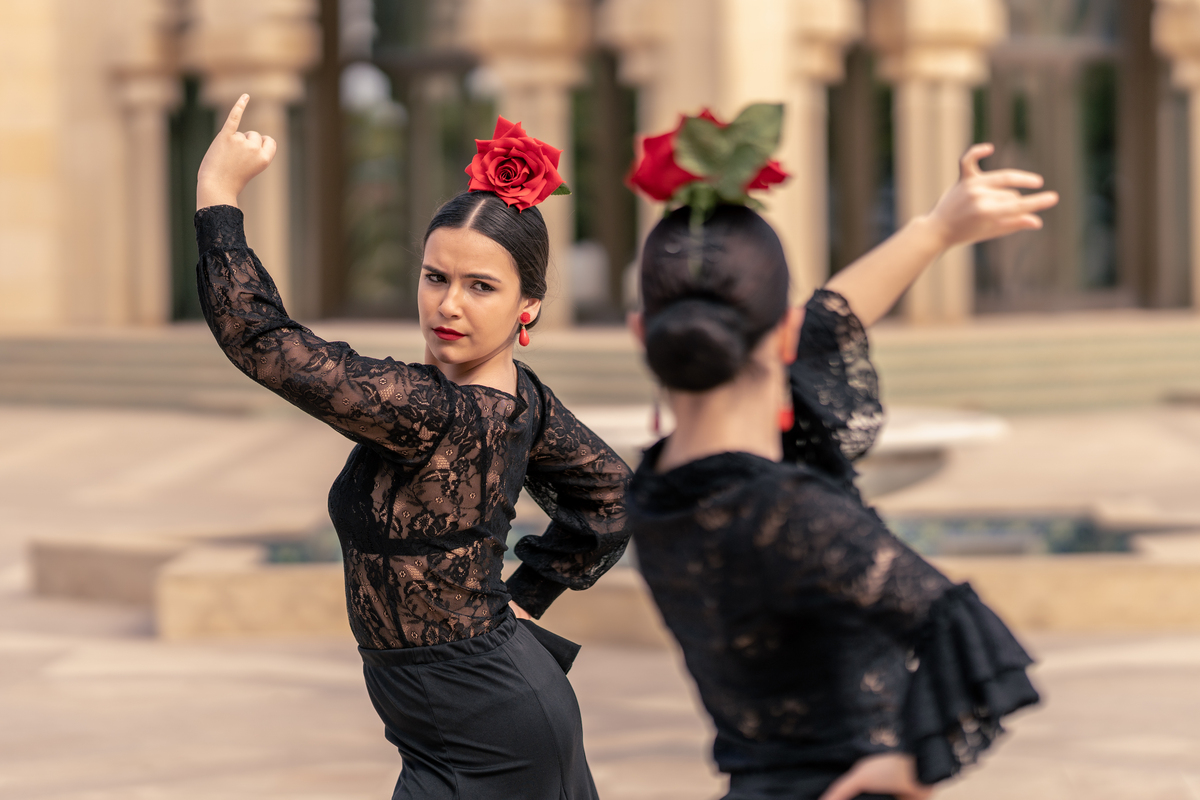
424;191;549;327
640;205;790;391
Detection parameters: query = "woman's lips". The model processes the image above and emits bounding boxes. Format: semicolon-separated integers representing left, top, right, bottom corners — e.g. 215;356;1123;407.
433;327;465;341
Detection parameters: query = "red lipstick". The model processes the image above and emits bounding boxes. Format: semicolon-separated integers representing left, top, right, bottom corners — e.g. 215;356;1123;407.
433;327;465;341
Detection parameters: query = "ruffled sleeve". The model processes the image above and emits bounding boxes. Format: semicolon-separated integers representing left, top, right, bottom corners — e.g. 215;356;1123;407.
767;472;1039;784
903;583;1040;785
783;289;885;491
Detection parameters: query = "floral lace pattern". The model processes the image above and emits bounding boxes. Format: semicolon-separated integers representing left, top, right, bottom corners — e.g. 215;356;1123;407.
784;289;886;494
628;292;1037;783
196;205;630;649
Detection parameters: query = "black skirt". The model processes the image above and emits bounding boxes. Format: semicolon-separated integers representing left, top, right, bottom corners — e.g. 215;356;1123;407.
360;613;599;800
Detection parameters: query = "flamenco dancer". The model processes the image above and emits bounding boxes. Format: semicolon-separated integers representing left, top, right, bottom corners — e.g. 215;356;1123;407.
194;95;628;800
624;105;1059;800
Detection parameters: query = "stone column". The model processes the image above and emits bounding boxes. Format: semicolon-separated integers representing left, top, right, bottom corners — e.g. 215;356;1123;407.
1154;0;1200;310
183;0;321;310
112;0;182;326
461;0;589;329
867;0;1006;323
775;0;862;302
596;0;672;251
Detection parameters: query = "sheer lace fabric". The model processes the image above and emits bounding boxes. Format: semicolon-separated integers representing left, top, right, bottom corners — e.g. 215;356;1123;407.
196;205;630;650
784;289;886;495
628;291;1037;784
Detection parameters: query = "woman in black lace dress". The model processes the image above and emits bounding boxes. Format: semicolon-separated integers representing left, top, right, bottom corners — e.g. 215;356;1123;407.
626;113;1060;800
194;96;628;800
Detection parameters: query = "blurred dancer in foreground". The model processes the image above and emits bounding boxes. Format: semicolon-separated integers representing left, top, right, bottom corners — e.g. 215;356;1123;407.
193;95;629;800
625;105;1060;800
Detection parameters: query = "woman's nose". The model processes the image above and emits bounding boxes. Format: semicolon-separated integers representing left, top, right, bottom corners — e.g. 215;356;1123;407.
439;285;463;318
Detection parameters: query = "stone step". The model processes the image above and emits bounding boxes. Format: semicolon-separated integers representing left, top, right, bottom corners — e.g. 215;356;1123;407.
4;314;1200;412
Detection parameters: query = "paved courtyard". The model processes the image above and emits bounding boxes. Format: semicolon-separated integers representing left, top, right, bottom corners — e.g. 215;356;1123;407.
6;403;1200;799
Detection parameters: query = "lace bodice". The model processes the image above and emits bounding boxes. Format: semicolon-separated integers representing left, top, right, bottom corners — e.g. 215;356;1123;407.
627;292;1037;785
195;205;630;649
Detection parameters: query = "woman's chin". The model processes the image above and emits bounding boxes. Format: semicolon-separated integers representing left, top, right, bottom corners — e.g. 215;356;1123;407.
426;337;475;365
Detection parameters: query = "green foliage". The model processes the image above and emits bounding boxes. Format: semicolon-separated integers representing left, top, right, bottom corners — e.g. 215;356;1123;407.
668;103;783;222
551;182;572;196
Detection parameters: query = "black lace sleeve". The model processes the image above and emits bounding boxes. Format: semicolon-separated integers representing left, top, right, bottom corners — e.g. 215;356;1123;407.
767;475;1038;784
783;289;885;488
195;205;452;466
507;374;632;618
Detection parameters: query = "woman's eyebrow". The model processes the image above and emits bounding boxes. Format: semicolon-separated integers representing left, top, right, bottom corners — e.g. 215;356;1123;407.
466;272;502;283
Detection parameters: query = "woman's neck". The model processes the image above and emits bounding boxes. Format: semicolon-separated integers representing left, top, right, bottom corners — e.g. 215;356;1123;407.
424;342;519;395
657;368;784;472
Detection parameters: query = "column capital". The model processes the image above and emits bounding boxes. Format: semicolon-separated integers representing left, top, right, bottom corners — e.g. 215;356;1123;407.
866;0;1006;85
596;0;671;88
1154;0;1200;89
460;0;590;90
109;0;183;109
183;0;322;105
788;0;863;84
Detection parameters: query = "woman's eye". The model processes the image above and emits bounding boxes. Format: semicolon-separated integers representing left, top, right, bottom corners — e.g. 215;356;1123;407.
473;281;495;292
425;272;445;283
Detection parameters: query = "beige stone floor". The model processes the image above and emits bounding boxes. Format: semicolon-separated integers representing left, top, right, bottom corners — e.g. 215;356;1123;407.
7;403;1200;798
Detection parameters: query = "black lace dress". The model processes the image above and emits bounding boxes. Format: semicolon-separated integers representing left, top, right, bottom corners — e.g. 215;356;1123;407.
628;290;1038;800
196;205;629;800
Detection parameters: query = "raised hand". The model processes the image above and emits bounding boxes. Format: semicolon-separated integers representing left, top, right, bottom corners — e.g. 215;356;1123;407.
196;94;277;211
817;753;934;800
824;142;1060;327
925;143;1059;250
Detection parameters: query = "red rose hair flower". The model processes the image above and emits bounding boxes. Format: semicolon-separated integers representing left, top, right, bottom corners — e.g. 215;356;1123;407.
627;105;788;217
466;116;570;211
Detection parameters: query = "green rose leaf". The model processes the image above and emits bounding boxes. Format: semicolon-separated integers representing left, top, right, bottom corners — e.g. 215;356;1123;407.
713;142;771;201
551;182;572;196
675;117;733;177
726;103;784;159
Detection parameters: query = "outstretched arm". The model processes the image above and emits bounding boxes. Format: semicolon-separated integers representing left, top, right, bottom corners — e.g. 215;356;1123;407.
824;143;1059;327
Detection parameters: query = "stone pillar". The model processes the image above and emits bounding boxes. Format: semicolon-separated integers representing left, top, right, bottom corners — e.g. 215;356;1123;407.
112;0;182;326
183;0;321;309
602;0;858;303
1154;0;1200;310
461;0;589;329
596;0;672;251
774;0;862;302
867;0;1006;323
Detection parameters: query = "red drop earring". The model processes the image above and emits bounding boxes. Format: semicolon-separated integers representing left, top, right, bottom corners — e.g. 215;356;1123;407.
518;312;531;347
779;385;795;432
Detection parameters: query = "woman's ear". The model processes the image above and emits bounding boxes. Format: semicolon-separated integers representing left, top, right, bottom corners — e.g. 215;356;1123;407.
627;311;645;344
779;307;804;366
520;296;542;323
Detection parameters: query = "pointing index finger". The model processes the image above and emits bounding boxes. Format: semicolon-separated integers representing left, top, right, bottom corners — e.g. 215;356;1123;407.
222;94;250;134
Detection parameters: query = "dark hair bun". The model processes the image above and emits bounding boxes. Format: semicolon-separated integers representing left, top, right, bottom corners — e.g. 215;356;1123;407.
644;298;749;391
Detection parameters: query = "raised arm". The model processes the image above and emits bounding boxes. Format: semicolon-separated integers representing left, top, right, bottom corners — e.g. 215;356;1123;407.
824;143;1059;328
506;379;631;618
194;96;453;465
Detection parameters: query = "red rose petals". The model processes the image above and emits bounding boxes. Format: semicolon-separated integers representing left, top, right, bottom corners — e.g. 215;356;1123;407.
628;107;789;203
465;116;566;211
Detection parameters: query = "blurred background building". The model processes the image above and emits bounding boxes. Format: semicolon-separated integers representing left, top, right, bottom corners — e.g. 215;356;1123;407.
5;0;1200;332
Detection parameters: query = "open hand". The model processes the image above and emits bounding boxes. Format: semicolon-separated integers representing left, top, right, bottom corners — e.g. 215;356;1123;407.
924;143;1059;250
196;94;277;210
817;753;934;800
